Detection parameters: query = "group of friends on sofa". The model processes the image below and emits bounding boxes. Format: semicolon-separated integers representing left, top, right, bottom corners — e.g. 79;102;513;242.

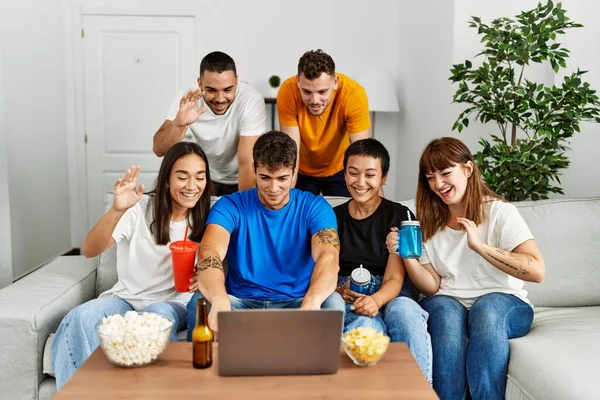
51;49;546;400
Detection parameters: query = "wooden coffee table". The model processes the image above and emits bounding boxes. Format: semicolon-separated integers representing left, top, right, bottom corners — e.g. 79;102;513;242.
55;342;437;399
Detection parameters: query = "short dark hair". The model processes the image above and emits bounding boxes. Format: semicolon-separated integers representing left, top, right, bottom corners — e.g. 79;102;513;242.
297;49;335;80
343;138;390;177
253;131;297;173
149;142;213;245
199;51;236;77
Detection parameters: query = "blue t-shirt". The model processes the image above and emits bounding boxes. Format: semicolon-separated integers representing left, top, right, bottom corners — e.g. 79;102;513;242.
207;188;337;300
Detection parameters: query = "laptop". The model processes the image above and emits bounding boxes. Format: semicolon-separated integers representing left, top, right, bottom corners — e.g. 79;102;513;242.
217;309;343;376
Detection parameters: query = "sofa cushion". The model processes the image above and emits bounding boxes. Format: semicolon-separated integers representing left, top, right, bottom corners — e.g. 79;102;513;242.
39;377;56;400
516;198;600;307
42;334;54;376
507;306;600;400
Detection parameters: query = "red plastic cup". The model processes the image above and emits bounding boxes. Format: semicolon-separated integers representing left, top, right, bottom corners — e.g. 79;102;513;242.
169;240;198;292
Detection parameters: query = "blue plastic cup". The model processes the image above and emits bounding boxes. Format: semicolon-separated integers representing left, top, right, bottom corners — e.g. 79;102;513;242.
399;221;422;259
349;267;372;294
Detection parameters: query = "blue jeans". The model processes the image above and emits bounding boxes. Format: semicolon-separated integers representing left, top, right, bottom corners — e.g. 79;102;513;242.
51;296;187;390
296;170;351;196
339;275;432;383
420;293;534;400
186;291;345;341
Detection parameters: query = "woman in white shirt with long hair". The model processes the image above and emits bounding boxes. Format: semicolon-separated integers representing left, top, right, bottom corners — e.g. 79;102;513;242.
52;142;213;390
387;137;545;400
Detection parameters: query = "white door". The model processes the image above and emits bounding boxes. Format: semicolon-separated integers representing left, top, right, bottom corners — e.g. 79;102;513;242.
82;14;195;229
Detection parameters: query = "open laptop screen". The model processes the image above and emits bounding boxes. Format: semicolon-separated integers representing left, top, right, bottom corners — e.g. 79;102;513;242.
218;309;343;376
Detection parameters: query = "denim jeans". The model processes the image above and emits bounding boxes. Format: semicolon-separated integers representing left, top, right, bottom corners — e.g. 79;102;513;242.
339;275;432;383
186;291;346;341
420;293;534;400
51;296;187;390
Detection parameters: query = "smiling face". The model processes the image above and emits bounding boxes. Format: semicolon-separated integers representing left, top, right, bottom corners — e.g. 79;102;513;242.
255;164;294;210
168;154;207;217
198;70;237;115
345;155;386;203
297;72;337;116
425;162;473;207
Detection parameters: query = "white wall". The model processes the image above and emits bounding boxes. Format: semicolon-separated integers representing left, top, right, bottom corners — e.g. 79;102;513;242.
66;0;457;202
0;0;72;280
0;47;13;288
1;0;597;276
392;0;456;200
188;0;598;201
189;0;448;201
553;0;600;197
199;0;458;201
453;0;600;198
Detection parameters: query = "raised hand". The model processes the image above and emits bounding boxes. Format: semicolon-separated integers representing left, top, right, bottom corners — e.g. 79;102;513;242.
173;89;209;126
456;217;484;253
112;166;145;212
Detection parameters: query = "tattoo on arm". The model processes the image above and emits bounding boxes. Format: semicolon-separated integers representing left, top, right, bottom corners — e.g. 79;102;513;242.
485;249;531;276
316;228;340;251
196;255;223;273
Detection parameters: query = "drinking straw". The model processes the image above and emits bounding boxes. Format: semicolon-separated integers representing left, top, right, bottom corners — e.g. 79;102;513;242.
407;210;411;221
359;264;364;278
183;224;189;249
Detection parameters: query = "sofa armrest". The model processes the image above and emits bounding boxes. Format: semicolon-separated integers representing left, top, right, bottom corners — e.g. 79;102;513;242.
0;256;97;400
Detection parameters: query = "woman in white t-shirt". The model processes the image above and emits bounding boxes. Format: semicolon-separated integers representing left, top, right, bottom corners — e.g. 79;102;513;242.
387;137;545;400
52;142;213;390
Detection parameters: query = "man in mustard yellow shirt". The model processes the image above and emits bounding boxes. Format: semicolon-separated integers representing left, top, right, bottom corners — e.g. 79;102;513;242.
277;49;370;196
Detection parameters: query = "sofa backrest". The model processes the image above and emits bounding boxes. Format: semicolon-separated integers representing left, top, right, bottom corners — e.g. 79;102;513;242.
326;197;599;307
514;197;600;307
96;194;414;295
97;193;599;308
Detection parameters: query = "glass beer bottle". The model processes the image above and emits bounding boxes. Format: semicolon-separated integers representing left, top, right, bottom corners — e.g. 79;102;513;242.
192;298;213;369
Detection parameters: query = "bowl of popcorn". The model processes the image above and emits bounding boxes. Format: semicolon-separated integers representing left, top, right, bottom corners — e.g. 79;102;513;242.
342;327;390;367
96;311;174;368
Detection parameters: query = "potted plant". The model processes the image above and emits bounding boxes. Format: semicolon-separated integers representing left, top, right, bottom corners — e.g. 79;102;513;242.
450;0;600;201
269;75;281;98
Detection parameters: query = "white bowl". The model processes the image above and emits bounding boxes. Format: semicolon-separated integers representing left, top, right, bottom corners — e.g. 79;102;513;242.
342;327;390;367
96;311;174;368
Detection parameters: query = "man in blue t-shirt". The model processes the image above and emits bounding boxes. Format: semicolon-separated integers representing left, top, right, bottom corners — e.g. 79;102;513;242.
187;131;345;335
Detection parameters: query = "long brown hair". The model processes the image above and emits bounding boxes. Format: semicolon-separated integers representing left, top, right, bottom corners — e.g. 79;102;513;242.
416;137;502;241
148;142;213;245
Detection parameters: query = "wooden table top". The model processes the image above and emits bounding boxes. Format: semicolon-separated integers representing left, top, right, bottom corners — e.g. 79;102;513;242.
55;342;437;399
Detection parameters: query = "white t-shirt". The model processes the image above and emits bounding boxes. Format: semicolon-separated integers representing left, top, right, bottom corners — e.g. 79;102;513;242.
166;81;267;184
99;196;193;310
419;200;534;308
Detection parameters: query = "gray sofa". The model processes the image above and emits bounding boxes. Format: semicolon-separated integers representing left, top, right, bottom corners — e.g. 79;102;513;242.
0;196;599;400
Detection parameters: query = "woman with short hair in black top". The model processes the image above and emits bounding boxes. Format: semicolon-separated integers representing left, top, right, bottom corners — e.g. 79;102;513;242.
334;139;431;383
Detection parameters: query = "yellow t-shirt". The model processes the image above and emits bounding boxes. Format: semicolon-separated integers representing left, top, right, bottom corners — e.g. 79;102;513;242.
277;73;370;177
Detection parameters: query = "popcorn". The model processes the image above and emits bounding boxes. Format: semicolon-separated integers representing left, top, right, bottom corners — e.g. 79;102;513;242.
342;327;390;366
96;311;173;367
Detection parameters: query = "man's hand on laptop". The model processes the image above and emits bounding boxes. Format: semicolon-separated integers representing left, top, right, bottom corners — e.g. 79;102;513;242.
208;295;232;338
299;295;322;310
